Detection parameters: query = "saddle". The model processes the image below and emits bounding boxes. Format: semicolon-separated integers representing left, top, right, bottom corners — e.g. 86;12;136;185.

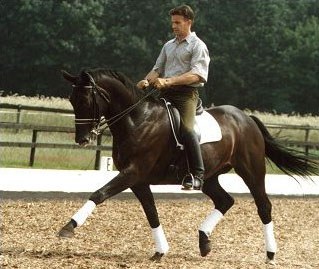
161;98;203;150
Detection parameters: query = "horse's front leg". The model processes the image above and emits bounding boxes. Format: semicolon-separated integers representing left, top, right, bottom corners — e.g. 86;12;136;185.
131;184;169;261
58;169;136;238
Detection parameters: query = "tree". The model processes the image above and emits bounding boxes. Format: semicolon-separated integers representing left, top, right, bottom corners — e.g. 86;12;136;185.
0;0;318;114
0;0;107;96
280;16;319;114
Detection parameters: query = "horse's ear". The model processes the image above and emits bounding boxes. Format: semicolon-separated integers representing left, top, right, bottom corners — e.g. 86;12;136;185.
80;70;91;83
80;70;97;86
61;70;77;84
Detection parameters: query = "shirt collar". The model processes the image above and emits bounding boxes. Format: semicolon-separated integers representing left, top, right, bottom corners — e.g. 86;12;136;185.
185;32;197;43
173;32;197;44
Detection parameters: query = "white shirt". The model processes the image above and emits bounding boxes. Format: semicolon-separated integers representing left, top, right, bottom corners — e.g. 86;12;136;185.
152;32;210;87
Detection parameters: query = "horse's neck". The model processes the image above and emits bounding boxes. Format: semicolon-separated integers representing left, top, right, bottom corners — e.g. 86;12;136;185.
99;78;136;117
108;91;139;122
108;100;164;139
99;77;164;136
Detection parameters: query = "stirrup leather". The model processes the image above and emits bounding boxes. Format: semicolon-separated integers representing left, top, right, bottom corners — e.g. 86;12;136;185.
160;98;184;150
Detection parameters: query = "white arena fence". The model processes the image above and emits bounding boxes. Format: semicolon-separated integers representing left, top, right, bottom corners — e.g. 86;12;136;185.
0;168;318;196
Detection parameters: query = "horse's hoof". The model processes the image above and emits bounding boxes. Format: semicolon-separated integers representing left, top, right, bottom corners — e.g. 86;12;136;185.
58;221;75;238
199;230;211;257
266;251;276;265
149;252;164;262
266;258;276;265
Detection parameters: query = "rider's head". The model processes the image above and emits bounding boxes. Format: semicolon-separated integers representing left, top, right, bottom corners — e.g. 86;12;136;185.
169;5;194;40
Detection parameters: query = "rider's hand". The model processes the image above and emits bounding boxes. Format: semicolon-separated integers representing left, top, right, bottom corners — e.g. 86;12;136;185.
136;79;149;90
154;78;171;90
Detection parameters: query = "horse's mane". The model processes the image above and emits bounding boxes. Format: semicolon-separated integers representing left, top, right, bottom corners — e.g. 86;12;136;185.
85;68;147;101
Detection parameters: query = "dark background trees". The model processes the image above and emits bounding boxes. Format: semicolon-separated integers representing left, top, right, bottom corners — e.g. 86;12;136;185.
1;0;318;114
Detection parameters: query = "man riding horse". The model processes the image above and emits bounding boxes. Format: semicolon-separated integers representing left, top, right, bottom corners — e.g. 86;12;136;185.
137;5;210;190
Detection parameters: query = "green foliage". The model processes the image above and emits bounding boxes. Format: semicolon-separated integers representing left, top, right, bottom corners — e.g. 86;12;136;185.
0;0;318;114
280;16;319;114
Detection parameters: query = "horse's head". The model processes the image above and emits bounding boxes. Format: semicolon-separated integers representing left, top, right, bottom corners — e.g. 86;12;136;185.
62;68;148;145
62;70;109;146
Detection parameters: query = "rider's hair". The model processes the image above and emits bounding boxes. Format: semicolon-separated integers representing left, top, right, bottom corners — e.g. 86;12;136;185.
169;5;195;21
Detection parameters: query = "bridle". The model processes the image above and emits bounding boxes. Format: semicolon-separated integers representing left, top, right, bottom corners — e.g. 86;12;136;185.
72;73;157;136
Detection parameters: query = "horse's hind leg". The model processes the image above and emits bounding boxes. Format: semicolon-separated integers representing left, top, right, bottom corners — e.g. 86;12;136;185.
199;177;235;257
131;184;169;261
234;160;277;264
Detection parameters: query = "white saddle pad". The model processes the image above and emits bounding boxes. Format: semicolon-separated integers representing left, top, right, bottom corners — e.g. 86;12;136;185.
195;110;222;144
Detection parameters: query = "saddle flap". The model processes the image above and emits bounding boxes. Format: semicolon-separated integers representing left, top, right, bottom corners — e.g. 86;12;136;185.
161;98;222;148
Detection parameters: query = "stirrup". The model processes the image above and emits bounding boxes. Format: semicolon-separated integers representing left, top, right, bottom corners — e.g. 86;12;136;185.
182;173;203;190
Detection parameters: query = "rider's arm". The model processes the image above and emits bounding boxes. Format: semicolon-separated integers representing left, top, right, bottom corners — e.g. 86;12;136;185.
164;71;202;86
145;70;160;84
153;71;202;89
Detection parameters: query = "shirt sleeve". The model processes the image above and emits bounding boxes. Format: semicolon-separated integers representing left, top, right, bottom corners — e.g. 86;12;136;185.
190;41;210;82
152;46;166;76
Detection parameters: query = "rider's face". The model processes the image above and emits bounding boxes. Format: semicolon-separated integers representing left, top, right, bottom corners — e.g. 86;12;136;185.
171;15;192;40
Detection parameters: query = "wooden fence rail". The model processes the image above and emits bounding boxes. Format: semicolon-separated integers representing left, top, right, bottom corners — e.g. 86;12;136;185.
265;123;319;157
0;103;73;115
0;122;112;169
0;103;74;133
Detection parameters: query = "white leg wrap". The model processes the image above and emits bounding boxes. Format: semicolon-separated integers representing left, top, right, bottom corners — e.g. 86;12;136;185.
264;221;277;253
199;209;223;236
72;200;96;227
151;225;169;254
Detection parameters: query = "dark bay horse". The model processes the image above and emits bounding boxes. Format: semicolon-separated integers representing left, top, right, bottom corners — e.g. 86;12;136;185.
58;68;317;264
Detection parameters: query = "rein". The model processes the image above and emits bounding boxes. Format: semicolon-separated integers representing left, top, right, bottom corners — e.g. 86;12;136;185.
73;74;158;136
105;87;158;127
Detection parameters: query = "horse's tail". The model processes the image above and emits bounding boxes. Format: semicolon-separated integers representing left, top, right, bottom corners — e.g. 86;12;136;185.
250;115;318;178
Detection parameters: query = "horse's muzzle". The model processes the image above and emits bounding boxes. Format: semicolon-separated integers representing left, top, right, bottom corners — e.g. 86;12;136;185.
76;135;91;147
76;131;98;146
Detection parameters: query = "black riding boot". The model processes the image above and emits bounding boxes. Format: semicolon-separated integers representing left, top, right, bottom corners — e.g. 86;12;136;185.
182;131;205;190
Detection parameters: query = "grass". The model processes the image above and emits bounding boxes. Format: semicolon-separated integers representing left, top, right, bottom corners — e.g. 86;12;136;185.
1;94;72;109
1;95;73;127
0;130;113;170
245;109;319;142
1;95;318;171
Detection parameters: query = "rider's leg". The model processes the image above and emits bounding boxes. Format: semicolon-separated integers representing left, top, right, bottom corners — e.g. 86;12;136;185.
172;89;204;190
182;129;205;190
161;87;204;189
